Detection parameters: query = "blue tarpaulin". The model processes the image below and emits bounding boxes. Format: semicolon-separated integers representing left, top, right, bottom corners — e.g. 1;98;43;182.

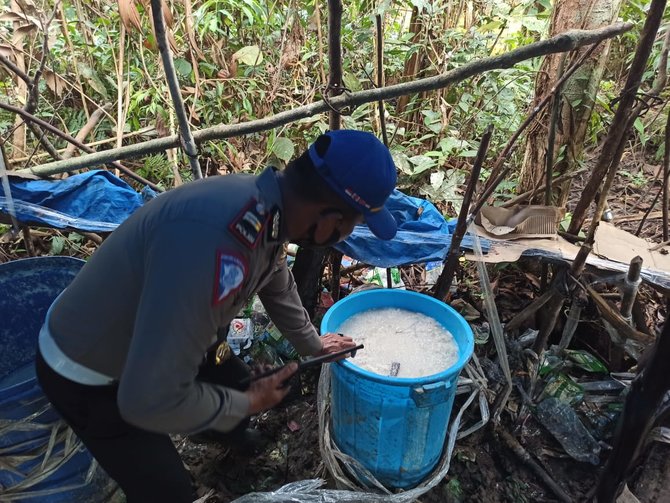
0;171;487;267
335;190;488;268
1;171;153;232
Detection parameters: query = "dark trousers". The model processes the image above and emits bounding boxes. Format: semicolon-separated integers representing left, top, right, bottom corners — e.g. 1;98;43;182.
35;350;250;503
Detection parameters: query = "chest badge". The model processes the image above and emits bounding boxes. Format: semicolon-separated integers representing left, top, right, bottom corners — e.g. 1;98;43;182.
212;251;248;305
229;198;270;249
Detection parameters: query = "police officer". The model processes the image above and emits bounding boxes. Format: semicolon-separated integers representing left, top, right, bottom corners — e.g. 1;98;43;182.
35;129;398;502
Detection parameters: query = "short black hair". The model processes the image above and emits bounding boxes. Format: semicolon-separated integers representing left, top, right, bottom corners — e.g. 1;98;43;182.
284;136;359;218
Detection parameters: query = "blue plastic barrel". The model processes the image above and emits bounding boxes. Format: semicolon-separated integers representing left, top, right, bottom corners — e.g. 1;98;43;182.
321;289;474;489
0;256;115;501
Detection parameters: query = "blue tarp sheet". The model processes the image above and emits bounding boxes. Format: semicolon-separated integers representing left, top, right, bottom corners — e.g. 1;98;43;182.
1;171;152;232
1;171;487;267
335;190;488;267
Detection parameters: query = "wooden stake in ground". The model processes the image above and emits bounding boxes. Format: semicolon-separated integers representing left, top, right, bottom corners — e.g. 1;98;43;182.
293;0;344;318
434;125;493;300
595;319;670;502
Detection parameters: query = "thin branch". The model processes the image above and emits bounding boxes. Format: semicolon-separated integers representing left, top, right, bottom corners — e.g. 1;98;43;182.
63;104;112;159
435;125;493;300
0;101;162;192
19;23;633;178
472;43;601;220
150;0;202;180
501;166;589;207
545;54;567;205
496;428;572;503
0;53;31;84
568;7;666;235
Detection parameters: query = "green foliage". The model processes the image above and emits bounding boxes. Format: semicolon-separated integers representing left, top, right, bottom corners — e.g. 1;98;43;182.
0;0;662;207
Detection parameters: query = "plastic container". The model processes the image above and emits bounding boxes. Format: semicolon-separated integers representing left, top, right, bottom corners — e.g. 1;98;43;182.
321;289;474;489
0;256;115;501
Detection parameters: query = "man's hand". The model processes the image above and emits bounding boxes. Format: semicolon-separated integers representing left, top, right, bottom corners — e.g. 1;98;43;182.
317;332;357;360
246;362;297;415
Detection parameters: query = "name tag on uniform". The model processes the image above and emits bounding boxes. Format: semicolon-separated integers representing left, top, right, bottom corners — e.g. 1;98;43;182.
229;199;269;249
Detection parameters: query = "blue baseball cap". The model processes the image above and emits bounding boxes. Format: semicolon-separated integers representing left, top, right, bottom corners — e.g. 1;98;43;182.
308;130;398;240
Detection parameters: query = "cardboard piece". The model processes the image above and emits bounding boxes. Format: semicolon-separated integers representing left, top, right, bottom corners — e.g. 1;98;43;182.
476;205;565;240
467;222;670;290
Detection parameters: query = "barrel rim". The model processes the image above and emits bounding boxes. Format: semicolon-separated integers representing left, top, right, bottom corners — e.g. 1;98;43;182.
321;288;474;386
0;255;86;273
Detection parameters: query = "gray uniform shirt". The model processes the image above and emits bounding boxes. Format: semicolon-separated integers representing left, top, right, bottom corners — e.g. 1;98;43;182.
48;167;322;434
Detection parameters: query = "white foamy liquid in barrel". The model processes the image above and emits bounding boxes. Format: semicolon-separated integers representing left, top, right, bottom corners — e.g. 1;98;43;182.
338;308;459;378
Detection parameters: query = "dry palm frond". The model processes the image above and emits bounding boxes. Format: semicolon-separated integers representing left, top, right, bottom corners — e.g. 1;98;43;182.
117;0;178;53
118;0;142;31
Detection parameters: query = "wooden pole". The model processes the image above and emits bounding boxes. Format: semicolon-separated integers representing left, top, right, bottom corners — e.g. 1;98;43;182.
150;0;202;180
435;125;493;300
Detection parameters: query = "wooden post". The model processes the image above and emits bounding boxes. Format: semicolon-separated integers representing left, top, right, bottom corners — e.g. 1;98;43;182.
434;125;493;300
595;319;670;502
293;0;345;316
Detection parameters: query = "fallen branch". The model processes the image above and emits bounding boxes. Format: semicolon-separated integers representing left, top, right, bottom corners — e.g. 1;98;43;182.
18;23;633;178
504;289;555;333
496;427;572;503
62;104;112;159
0;101;162;192
585;284;654;344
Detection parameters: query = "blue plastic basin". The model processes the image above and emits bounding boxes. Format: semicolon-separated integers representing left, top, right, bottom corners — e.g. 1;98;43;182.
321;289;474;489
0;256;114;501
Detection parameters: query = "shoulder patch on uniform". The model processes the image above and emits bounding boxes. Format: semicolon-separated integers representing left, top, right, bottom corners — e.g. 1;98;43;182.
229;199;270;249
212;251;248;305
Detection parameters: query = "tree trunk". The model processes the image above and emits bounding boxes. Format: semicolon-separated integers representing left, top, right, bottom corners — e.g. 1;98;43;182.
10;0;27;160
518;0;623;205
394;6;426;126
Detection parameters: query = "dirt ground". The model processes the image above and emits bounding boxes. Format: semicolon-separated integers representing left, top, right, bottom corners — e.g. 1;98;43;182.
174;149;669;503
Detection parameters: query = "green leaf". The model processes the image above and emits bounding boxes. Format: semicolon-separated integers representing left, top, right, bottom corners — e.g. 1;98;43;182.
77;62;108;98
439;137;462;153
408;155;436;175
342;71;362;92
392;152;412;175
174;58;193;77
50;236;65;255
233;45;263;66
479;20;503;32
430;170;444;189
272;137;295;163
633;117;645;137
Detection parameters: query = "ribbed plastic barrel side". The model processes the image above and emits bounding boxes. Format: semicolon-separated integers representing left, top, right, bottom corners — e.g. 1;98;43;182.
323;289;474;489
0;257;115;502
